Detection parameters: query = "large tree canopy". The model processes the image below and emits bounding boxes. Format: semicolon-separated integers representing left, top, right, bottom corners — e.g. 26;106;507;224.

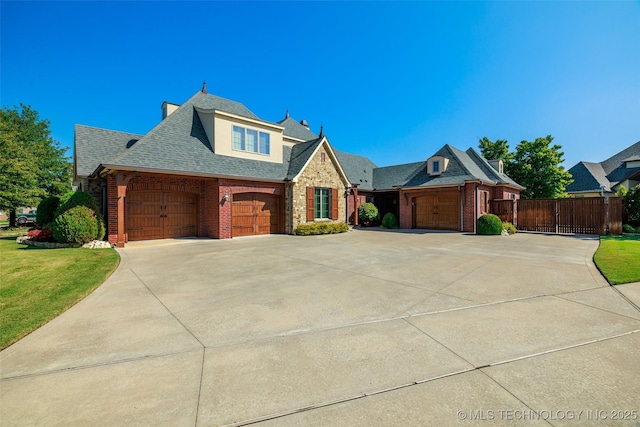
0;104;71;225
478;135;573;199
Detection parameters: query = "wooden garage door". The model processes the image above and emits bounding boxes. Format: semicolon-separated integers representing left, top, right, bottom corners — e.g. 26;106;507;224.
232;193;280;237
126;191;197;241
413;190;460;230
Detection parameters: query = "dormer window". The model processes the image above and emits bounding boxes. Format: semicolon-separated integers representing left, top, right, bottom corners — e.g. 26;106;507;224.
427;156;449;176
233;125;270;155
489;159;504;174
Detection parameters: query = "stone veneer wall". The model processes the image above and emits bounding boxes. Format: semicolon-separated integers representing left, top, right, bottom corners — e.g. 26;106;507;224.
291;143;349;232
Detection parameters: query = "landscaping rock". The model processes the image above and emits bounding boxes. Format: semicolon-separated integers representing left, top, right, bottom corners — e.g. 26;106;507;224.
501;230;509;236
16;237;113;249
82;240;114;249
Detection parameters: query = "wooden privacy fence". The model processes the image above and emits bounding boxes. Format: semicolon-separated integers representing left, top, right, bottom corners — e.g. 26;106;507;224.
490;197;622;235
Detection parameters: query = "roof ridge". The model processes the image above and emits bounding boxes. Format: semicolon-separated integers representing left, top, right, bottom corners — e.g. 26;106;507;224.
75;123;144;138
111;92;202;165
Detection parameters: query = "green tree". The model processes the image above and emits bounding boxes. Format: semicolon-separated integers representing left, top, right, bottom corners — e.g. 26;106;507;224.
508;136;573;199
479;135;573;199
0;104;71;226
478;137;512;163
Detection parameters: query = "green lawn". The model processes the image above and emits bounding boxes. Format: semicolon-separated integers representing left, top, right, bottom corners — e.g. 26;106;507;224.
0;237;120;349
593;235;640;285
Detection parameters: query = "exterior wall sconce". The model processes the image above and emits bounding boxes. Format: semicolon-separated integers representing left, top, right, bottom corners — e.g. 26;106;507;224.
222;190;230;203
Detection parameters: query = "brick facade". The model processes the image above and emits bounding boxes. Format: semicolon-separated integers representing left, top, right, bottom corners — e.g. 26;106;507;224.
103;168;520;244
290;143;349;232
217;179;285;238
104;172;286;244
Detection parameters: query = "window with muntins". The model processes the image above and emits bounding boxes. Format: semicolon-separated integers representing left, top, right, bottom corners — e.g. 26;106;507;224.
433;161;440;173
232;125;270;155
315;188;330;219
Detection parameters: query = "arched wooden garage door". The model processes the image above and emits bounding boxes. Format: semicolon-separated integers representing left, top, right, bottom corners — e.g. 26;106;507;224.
126;191;197;241
232;193;280;237
413;190;460;230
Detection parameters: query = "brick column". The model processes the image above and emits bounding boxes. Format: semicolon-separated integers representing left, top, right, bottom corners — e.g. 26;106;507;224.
116;172;133;248
352;187;359;225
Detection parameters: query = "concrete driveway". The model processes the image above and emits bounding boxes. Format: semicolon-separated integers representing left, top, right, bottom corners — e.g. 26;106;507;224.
2;230;639;426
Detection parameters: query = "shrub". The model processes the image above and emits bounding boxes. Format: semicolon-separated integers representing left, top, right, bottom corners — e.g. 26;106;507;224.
477;214;503;235
623;184;640;222
36;196;60;228
295;222;348;236
623;224;635;233
358;203;380;224
54;191;99;217
616;185;627;197
27;229;54;242
51;206;103;244
381;212;398;229
502;221;517;234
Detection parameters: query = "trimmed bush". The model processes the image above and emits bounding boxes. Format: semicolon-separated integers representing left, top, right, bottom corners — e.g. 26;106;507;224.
295;222;349;236
477;214;503;235
623;224;636;233
502;221;517;235
51;206;103;244
381;212;398;229
54;191;99;217
36;196;60;228
358;202;380;224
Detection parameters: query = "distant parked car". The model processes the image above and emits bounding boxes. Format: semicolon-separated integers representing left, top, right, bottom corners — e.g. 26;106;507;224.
17;210;37;225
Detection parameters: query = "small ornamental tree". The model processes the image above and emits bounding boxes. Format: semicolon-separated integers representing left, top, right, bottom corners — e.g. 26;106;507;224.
36;195;60;228
358;202;380;224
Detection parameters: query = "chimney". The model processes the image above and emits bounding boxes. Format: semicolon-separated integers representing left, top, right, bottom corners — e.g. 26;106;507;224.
161;101;180;120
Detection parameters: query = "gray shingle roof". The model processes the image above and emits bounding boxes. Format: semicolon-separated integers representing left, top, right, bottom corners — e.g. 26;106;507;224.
75;125;143;178
600;141;640;174
276;116;319;141
566;162;609;193
372;162;424;190
286;137;323;180
101;92;290;181
333;149;377;190
76;91;524;192
392;144;524;190
567;141;640;193
190;91;259;120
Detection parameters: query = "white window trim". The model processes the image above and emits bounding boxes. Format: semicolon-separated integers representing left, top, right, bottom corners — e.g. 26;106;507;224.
232;125;270;156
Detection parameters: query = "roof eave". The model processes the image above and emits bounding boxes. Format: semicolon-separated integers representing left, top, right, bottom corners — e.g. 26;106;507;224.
97;164;285;184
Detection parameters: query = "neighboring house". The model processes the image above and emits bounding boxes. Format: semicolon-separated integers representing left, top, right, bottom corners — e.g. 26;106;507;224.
75;85;522;247
566;141;640;198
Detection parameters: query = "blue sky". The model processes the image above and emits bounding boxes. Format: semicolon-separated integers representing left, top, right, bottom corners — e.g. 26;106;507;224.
2;1;639;169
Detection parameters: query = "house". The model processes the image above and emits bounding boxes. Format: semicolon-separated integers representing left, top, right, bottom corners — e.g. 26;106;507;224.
344;145;523;231
74;84;523;247
566;141;640;197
